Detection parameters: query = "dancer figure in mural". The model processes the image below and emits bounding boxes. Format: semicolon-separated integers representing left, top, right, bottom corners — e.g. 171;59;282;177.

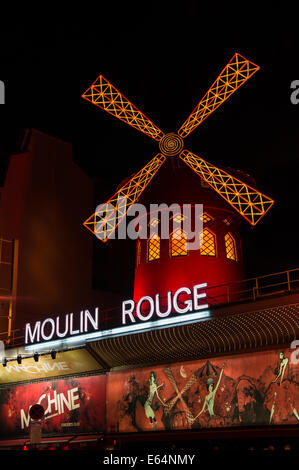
144;371;166;429
289;401;299;421
192;363;226;422
272;352;289;385
266;352;294;425
269;392;277;424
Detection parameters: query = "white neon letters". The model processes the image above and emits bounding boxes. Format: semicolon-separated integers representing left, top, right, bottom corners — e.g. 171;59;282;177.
173;287;193;314
25;308;99;344
122;283;207;325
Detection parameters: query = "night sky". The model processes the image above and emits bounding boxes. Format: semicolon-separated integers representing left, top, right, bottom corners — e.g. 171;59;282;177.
0;11;298;290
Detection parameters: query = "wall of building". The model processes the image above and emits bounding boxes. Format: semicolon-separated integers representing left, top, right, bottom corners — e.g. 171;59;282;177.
0;345;298;442
0;129;118;336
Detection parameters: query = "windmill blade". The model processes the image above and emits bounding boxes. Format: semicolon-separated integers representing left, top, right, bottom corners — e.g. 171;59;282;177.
164;368;196;423
82;75;165;141
180;374;197;396
178;53;259;139
84;154;166;241
180;149;274;226
164;368;196;402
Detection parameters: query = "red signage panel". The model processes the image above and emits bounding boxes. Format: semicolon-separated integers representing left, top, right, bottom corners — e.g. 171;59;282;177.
0;374;105;438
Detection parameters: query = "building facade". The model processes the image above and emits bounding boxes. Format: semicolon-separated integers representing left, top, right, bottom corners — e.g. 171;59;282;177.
0;131;298;453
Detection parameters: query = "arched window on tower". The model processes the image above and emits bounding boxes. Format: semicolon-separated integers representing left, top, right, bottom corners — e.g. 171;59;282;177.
170;228;188;257
136;240;141;267
200;228;216;256
200;212;214;223
225;232;238;261
147;234;160;261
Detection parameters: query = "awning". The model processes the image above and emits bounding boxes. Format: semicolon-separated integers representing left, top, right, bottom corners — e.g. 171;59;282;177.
70;434;103;443
89;297;299;367
0;438;28;448
0;434;103;448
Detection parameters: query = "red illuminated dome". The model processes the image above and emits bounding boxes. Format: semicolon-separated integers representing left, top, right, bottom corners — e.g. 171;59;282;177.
133;158;254;306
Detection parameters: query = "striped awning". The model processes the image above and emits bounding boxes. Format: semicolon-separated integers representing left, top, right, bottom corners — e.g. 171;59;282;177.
88;295;299;368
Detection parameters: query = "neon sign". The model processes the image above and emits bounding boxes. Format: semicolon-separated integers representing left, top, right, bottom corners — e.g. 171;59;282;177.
21;387;80;429
25;309;99;345
24;283;209;351
122;283;208;324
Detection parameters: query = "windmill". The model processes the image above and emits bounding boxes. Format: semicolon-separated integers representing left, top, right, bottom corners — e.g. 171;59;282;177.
82;53;274;242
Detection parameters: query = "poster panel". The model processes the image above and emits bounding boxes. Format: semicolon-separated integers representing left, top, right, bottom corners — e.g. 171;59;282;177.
0;349;102;384
0;374;105;438
106;348;299;433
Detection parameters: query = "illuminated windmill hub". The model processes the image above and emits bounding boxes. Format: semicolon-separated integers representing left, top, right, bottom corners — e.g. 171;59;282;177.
159;133;184;157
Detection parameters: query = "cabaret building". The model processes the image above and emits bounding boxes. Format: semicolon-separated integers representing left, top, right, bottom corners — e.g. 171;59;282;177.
0;53;299;454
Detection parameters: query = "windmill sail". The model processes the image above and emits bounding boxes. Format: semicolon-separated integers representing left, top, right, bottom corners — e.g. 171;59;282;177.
178;53;259;139
179;149;274;226
84;154;166;241
82;75;165;141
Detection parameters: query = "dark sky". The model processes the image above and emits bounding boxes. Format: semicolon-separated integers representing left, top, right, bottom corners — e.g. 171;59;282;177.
0;10;298;284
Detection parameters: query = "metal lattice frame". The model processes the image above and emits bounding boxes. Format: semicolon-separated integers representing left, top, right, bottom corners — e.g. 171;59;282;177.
136;240;141;267
82;75;164;141
84;154;166;241
82;53;273;240
180;150;274;226
163;367;196;424
178;53;259;138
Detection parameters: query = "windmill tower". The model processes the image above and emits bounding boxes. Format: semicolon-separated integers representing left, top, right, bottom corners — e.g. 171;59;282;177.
82;53;274;306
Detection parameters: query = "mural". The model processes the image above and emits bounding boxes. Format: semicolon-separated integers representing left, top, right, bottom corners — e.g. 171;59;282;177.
0;374;105;437
106;348;299;432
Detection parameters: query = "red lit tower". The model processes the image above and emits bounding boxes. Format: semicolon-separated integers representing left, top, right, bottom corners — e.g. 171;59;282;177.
133;158;258;305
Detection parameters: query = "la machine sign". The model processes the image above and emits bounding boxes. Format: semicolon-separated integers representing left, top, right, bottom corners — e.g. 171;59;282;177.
25;283;209;347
